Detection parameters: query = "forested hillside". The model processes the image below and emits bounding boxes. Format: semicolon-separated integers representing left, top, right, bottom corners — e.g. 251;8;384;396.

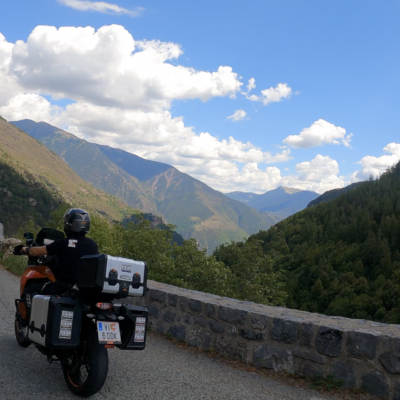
215;162;400;323
0;160;67;235
0;116;141;235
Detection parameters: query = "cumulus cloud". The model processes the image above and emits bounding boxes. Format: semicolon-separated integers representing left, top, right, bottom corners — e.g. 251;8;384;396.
195;155;345;194
0;26;345;195
0;93;61;121
52;102;291;166
245;83;292;106
227;109;246;121
283;119;352;149
9;25;242;112
0;33;20;106
352;143;400;181
57;0;143;16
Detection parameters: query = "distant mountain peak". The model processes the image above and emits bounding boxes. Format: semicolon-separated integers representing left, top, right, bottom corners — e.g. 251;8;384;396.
280;186;303;194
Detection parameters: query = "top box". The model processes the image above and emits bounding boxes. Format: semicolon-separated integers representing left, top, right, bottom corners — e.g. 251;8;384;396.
77;254;148;299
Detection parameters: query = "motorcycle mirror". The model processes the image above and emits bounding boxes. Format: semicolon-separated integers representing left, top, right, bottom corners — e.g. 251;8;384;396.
24;232;34;240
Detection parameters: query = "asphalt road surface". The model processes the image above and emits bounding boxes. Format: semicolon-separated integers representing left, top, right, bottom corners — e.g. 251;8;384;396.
0;266;336;400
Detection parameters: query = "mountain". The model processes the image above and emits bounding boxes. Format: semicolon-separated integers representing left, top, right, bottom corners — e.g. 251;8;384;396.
225;186;318;219
0;116;140;236
11;119;276;252
216;163;400;323
307;182;366;208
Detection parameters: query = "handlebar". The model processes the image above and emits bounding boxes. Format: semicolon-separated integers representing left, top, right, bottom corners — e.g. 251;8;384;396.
13;245;27;256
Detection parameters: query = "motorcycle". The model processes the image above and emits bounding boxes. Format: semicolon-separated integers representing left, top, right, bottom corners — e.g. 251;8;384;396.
14;227;149;398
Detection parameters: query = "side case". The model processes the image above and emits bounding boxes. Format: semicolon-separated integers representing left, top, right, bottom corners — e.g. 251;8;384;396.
29;295;82;349
29;295;51;347
115;304;149;350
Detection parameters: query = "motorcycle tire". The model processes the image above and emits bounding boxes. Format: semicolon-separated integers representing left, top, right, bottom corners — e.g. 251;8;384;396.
14;313;31;348
62;330;109;397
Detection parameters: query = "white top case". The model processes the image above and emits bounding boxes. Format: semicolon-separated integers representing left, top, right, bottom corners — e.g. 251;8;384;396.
102;255;146;297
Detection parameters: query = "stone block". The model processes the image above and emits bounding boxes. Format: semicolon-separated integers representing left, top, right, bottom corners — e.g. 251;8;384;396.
239;329;264;341
361;371;390;398
162;311;176;323
168;294;177;307
346;331;378;360
330;360;356;389
218;306;247;324
167;325;186;341
179;297;188;312
189;299;202;312
184;314;197;325
380;352;400;374
293;349;325;364
198;317;207;327
215;338;248;362
155;322;165;334
270;317;299;344
250;313;269;329
227;325;237;336
300;323;314;347
394;380;400;400
254;345;294;373
316;326;343;356
149;306;160;318
150;289;166;304
294;358;324;379
209;320;225;333
188;328;213;350
0;223;4;242
206;302;216;318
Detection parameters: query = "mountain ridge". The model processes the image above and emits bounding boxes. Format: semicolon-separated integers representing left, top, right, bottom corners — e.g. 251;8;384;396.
225;186;319;219
11;119;276;252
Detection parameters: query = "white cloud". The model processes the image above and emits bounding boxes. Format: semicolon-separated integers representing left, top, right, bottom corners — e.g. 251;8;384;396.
0;93;61;121
353;143;400;180
0;26;347;195
193;155;345;194
57;0;143;16
245;83;292;106
246;78;256;92
227;109;246;122
53;102;289;166
0;33;20;106
261;83;292;105
10;25;242;112
283;119;352;149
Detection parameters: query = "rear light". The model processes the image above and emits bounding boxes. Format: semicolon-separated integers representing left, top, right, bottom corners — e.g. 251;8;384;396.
95;302;113;310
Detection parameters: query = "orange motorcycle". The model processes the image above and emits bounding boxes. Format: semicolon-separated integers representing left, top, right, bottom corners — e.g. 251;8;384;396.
14;228;148;398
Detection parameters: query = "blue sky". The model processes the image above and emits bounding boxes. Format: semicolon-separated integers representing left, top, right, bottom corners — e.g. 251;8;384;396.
0;0;399;193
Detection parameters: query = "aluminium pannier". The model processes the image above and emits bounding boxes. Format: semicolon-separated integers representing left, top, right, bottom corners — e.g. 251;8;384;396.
77;254;148;299
28;295;82;349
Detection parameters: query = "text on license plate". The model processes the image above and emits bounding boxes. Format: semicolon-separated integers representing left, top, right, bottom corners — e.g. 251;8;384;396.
97;321;122;344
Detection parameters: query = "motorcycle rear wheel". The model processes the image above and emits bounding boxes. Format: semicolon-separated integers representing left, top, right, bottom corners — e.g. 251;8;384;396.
14;313;31;348
62;331;109;397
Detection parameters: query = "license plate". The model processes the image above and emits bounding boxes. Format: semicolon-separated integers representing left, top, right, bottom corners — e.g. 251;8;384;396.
97;321;122;344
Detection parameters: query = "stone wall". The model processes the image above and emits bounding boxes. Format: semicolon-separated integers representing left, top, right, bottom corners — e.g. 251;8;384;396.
131;280;400;399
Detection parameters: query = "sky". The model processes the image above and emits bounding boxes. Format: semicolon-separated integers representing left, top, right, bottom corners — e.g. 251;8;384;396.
0;0;399;194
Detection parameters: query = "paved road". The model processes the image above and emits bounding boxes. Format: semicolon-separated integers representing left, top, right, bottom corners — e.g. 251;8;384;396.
0;267;336;400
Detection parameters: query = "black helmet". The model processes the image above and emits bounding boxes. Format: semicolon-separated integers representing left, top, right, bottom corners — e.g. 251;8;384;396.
63;208;90;235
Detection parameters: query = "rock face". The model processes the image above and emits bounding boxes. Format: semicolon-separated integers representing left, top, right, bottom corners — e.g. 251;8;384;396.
131;280;400;400
0;223;4;242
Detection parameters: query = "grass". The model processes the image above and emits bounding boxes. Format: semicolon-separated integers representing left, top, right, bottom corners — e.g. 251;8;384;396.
310;374;343;391
3;255;27;276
